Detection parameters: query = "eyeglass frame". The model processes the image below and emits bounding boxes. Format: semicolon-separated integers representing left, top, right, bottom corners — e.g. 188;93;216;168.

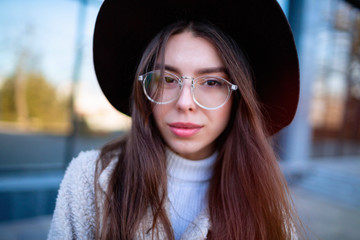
138;70;238;110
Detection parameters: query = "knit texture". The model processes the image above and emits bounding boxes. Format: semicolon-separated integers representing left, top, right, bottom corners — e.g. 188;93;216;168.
166;149;216;240
48;150;99;239
47;150;213;240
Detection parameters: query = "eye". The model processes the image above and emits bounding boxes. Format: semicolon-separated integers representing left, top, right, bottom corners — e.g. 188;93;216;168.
203;78;222;87
164;76;176;84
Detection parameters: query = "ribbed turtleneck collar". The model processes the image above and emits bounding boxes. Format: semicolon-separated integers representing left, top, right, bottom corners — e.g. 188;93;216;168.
166;149;217;182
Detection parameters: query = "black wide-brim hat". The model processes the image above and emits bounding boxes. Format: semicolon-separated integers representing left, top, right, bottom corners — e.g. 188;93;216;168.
93;0;299;135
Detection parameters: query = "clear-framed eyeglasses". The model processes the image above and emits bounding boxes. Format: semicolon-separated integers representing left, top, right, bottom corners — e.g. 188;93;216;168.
138;70;238;110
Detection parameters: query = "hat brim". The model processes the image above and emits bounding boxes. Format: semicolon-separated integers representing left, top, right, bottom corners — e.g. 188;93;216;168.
93;0;299;135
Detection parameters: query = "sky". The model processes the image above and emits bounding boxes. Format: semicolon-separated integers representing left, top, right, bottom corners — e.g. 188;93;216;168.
1;0;86;80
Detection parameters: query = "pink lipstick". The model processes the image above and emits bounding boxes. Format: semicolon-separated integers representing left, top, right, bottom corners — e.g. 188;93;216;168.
168;122;203;138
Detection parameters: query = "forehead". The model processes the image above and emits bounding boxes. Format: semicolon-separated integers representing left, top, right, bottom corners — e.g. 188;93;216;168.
163;31;224;73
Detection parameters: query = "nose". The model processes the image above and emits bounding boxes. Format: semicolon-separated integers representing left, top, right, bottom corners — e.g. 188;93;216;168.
175;78;196;111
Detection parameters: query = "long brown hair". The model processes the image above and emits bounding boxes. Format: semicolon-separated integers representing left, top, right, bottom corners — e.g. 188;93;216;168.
95;21;301;240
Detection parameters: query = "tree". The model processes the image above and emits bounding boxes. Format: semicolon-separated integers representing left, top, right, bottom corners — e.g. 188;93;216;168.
0;71;69;132
0;75;17;121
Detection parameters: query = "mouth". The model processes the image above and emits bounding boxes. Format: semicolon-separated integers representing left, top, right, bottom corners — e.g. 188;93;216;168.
168;122;203;138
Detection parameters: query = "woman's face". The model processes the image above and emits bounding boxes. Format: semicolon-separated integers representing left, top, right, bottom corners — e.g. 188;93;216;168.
153;31;233;160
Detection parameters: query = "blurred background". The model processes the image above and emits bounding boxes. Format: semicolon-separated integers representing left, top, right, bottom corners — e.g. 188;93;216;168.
0;0;359;239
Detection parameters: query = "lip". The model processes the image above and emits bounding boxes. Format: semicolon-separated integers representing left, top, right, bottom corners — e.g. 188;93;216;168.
168;122;203;138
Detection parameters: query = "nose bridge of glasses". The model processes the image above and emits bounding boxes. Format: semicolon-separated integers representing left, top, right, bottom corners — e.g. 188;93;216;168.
180;76;194;88
177;76;195;105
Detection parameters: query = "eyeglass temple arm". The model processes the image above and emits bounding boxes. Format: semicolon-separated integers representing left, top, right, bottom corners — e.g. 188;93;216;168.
231;84;238;91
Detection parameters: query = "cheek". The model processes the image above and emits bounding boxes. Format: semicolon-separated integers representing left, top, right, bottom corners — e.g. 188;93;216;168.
152;104;168;127
213;102;232;132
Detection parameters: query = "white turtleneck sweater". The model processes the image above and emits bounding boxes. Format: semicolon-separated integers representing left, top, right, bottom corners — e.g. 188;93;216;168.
166;149;217;240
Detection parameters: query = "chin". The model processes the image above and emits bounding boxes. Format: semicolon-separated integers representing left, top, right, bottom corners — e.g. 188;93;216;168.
168;141;213;160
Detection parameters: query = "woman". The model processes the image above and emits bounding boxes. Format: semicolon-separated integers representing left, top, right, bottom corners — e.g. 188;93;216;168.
49;0;302;239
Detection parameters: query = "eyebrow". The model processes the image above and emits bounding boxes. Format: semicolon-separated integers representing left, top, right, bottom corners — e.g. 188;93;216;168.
197;66;227;75
155;64;227;75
